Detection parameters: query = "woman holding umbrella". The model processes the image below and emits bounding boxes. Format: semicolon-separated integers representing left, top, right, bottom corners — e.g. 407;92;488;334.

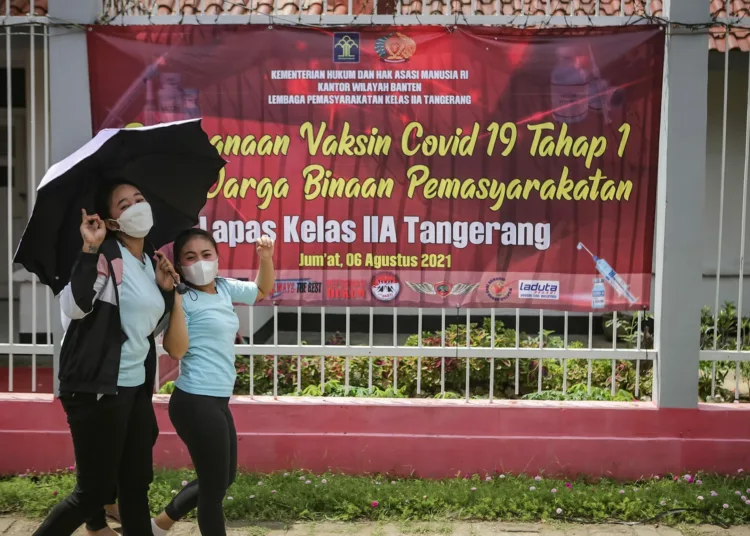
34;181;179;536
14;120;226;536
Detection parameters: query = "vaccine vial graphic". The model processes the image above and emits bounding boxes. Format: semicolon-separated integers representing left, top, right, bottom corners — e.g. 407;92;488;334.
183;89;201;119
551;47;590;124
158;73;184;122
577;242;638;305
592;278;606;309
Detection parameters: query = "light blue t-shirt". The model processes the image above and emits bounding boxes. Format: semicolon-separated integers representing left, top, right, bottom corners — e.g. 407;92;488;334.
118;243;166;387
175;278;258;397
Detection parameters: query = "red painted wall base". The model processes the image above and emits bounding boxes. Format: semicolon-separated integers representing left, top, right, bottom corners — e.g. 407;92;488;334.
1;394;749;479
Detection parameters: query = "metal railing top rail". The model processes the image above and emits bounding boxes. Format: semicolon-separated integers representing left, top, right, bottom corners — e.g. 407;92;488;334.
97;14;658;25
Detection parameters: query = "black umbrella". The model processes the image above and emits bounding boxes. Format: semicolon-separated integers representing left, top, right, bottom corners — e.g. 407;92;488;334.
14;118;226;295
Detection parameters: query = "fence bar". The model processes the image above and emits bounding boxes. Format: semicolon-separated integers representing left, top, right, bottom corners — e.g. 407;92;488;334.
636;310;642;397
368;307;373;393
393;307;397;346
393;356;398;391
489;308;495;403
249;298;254;396
441;307;446;395
6;26;13;392
563;312;569;394
537;310;543;393
29;23;38;391
515;308;520;395
273;305;278;398
465;309;470;401
417;307;422;394
345;306;350;346
611;311;617;395
738;48;750;355
345;355;350;394
44;24;51;350
319;307;326;390
320;305;325;390
713;10;731;357
737;361;742;402
393;306;398;391
321;306;325;345
296;306;302;393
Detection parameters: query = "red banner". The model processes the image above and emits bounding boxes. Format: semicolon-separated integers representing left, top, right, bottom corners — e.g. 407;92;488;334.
87;25;664;311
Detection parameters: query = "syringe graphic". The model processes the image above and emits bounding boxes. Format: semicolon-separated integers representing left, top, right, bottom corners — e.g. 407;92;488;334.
577;242;638;305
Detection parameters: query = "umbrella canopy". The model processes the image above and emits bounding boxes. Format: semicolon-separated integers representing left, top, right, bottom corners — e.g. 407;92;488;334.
14;118;226;295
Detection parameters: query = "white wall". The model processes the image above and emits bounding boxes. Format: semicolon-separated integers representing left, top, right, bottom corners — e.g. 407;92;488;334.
701;51;750;314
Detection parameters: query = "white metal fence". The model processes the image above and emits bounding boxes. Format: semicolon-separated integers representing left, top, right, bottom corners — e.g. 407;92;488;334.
1;0;745;404
0;11;54;394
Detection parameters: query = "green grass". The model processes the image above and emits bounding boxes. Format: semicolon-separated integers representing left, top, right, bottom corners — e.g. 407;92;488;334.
1;469;750;526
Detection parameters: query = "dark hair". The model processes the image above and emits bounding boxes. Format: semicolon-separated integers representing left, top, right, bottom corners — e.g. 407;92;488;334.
173;228;218;274
94;180;140;220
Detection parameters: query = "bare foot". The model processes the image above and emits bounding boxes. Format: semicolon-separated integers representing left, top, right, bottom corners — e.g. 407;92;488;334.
104;503;120;523
154;511;177;532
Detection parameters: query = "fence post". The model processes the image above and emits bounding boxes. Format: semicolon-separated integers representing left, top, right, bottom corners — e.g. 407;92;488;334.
47;1;98;396
653;0;709;409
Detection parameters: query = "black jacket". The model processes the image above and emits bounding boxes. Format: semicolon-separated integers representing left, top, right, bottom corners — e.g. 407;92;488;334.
58;238;174;395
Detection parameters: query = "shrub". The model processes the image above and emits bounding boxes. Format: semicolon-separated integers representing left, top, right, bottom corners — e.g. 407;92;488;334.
155;302;750;402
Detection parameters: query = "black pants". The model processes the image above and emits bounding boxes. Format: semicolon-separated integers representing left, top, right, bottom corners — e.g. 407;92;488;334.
83;413;160;532
33;384;157;536
164;387;237;536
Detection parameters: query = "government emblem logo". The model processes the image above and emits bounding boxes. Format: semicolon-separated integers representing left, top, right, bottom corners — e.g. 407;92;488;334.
333;32;360;63
375;33;416;63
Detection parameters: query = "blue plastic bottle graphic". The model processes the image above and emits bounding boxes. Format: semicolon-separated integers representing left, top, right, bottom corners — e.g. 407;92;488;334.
592;278;606;309
551;47;590;124
577;242;637;305
158;73;184;122
183;88;201;119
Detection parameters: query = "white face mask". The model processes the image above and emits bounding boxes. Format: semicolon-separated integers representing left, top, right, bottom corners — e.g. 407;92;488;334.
182;259;219;286
113;202;153;239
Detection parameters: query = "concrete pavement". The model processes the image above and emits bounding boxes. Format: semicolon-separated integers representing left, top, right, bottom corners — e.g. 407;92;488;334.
1;518;749;535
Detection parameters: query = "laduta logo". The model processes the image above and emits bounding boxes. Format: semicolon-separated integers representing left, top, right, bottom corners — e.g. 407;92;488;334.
333;32;360;63
371;273;400;302
485;277;512;302
405;282;479;297
518;280;560;300
375;33;416;63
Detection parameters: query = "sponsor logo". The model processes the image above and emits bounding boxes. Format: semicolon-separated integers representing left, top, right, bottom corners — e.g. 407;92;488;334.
404;281;479;297
518;280;560;300
325;279;367;300
333;32;360;63
271;278;322;299
485;277;512;302
375;33;416;63
371;273;400;302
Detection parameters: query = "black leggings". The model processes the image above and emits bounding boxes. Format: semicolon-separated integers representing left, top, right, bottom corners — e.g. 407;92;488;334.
33;384;157;536
84;414;159;532
164;387;237;536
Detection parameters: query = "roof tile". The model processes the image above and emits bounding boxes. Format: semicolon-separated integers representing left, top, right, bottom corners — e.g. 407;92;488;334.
99;0;750;52
0;0;48;15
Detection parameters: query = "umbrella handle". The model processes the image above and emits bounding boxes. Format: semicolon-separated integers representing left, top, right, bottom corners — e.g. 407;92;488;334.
172;273;188;295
